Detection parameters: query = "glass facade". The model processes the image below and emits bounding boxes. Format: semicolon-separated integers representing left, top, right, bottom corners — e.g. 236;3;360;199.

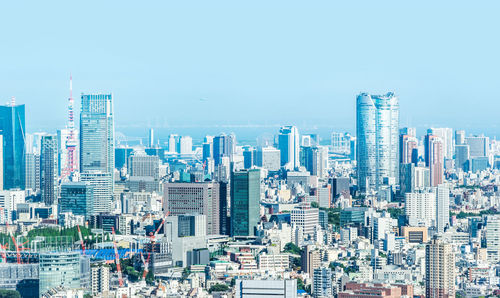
80;94;114;174
0;104;25;190
59;182;94;219
356;93;399;192
39;251;81;295
41;135;58;205
230;169;260;236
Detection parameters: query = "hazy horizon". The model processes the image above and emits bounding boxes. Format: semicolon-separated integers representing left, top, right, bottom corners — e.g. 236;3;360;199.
1;1;499;137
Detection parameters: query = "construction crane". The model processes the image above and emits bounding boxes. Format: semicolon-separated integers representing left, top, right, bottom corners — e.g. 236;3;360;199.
111;227;124;287
0;243;7;263
5;223;22;264
140;252;151;280
148;212;170;244
77;225;85;255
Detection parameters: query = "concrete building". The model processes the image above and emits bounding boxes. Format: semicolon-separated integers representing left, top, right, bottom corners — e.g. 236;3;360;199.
163;182;221;235
313;267;332;297
425;237;455;298
291;203;319;239
234;279;297;298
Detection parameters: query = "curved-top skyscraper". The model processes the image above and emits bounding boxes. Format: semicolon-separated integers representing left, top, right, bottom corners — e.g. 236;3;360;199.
356;92;399;193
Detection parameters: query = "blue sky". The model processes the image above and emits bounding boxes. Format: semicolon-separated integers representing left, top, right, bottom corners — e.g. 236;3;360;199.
0;1;499;137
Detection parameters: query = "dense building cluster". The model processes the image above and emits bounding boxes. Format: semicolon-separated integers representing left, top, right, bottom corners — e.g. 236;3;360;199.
0;90;499;297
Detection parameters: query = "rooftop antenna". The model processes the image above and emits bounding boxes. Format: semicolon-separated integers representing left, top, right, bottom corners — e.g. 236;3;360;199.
10;96;15;106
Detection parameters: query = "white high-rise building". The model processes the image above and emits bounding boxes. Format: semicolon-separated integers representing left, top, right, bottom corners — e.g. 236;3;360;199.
80;171;112;214
405;190;436;227
179;136;193;155
486;215;500;263
436;184;450;234
0;190;25;224
256;146;281;171
356;93;399;193
278;126;300;170
291;203;319;238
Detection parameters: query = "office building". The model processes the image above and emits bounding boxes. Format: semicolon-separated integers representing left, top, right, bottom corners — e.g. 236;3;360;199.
234;279;297;298
436;185;450;234
301;146;328;179
425;237;455;298
428;128;454;159
213;134;235;166
331;132;352;154
230;169;260;236
486;215;500;263
455;144;469;171
356;93;399;193
148;128;154;148
400;134;418;164
164;214;206;267
39;251;81;295
425;134;444;187
25;152;40;192
0;102;25;190
455;130;465;145
291;203;319;238
400;163;430;194
80;171;112;213
313;267;332;298
128;151;160;179
0;190;25;223
243;147;255;169
59;182;94;219
331;177;349;199
178;136;193;155
163;182;221;235
80;93;114;175
278;126;300;170
40;135;58;205
255;146;281;171
465;135;489;158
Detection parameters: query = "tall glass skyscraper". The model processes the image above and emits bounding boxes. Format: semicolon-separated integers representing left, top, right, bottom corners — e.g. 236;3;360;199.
40;135;58;205
356;93;399;193
80;94;114;174
0;103;25;190
278;125;300;170
80;94;114;213
230;169;260;236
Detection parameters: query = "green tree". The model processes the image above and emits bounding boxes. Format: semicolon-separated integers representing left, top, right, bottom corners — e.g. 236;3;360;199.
0;289;21;298
386;208;404;219
209;284;229;293
297;278;305;290
310;202;319;208
283;242;302;255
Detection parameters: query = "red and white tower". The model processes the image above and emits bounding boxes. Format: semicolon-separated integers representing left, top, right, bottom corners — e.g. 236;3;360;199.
64;75;78;178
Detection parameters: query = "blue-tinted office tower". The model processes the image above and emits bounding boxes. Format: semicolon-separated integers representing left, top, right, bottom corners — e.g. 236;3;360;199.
60;182;94;219
80;94;114;213
356;93;399;193
213;134;235;166
278;126;300;170
0;103;25;190
41;135;58;205
230;169;260;236
80;94;114;174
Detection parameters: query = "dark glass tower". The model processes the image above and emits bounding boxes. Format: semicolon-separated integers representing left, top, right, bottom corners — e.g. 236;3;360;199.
0;103;25;190
230;169;260;236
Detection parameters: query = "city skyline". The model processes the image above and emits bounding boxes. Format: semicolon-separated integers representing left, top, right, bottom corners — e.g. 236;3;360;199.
1;1;499;137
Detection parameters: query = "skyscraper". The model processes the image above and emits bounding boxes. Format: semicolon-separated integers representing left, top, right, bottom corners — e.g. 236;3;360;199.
454;144;469;171
213;134;235;166
435;184;450;234
455;130;465;145
356;93;399;193
425;237;455;298
465;135;489;158
80;94;114;175
300;146;328;179
40;135;58;205
0;101;25;190
425;134;444;187
230;169;260;236
400;134;418;164
278;126;300;170
428;128;454;159
80;94;114;212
